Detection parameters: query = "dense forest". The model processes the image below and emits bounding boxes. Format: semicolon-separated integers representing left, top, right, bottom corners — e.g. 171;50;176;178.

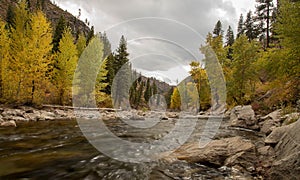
169;0;299;114
0;0;299;114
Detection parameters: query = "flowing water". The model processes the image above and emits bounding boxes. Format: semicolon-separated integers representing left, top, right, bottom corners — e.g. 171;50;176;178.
0;118;261;179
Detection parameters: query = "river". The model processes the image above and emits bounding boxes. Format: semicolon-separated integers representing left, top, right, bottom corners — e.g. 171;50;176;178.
0;118;261;179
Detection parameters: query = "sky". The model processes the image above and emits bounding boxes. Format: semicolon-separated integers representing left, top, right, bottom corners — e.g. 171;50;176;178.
55;0;256;85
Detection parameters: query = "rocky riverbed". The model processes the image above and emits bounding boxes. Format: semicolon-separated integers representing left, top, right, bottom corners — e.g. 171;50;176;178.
0;105;299;179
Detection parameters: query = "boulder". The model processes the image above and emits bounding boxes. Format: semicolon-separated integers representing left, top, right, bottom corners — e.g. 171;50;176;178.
264;123;295;145
260;119;279;135
282;112;299;126
0;120;17;127
268;120;300;179
167;136;256;169
230;105;258;130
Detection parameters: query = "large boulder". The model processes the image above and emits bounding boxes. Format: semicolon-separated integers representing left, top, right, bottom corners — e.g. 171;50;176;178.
268;120;300;179
230;105;259;130
264;123;294;145
166;136;257;170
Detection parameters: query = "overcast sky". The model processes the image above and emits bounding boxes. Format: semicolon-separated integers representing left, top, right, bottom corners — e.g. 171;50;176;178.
55;0;256;85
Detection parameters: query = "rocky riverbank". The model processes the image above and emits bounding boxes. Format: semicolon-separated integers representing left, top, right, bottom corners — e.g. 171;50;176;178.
0;104;299;179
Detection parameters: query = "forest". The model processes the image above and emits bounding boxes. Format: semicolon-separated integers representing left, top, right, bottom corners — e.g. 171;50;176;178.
0;0;299;114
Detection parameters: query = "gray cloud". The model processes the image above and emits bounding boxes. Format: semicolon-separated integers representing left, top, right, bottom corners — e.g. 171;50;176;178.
57;0;242;84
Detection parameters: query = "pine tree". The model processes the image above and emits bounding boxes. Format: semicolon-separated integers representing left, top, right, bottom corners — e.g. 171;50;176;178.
144;78;151;102
255;0;275;48
99;32;112;60
52;16;66;52
225;25;235;46
112;35;131;108
54;28;78;105
237;14;244;38
213;20;223;37
86;26;94;45
244;11;257;41
5;4;15;30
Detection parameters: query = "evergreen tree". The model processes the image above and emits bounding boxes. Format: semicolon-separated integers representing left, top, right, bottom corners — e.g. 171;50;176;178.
86;26;94;45
112;35;131;108
237;14;245;38
225;25;235;46
255;0;275;48
144;78;151;102
244;11;257;41
5;4;15;30
52;16;66;52
213;20;223;37
99;32;112;60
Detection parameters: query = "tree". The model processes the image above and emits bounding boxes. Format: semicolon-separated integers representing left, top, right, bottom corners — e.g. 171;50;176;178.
170;87;181;110
225;25;235;46
144;78;151;102
229;35;258;105
213;20;223;37
76;33;86;57
255;0;275;48
54;28;78;105
0;20;10;99
244;11;257;41
237;14;244;38
112;35;131;108
5;4;15;30
189;61;211;111
86;26;94;45
74;35;105;107
52;16;66;52
5;3;53;105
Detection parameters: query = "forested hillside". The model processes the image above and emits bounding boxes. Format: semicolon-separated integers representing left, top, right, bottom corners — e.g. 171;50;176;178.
169;0;300;114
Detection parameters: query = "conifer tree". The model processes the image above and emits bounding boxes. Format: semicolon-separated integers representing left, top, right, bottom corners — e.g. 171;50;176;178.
213;20;223;37
244;11;257;41
76;33;86;57
237;14;245;38
255;0;274;48
52;16;66;52
225;25;235;46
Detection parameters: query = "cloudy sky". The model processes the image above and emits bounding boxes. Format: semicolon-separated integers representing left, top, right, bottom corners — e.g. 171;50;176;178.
55;0;256;85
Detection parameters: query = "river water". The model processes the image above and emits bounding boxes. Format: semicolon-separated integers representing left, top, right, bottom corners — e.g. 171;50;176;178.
0;118;261;179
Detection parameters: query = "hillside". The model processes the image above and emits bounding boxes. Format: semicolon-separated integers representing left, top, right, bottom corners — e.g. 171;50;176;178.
0;0;91;36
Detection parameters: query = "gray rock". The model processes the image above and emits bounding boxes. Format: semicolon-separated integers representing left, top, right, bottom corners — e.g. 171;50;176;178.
230;105;258;130
0;120;17;127
269;120;300;179
265;123;295;145
166;136;256;169
260;119;279;135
